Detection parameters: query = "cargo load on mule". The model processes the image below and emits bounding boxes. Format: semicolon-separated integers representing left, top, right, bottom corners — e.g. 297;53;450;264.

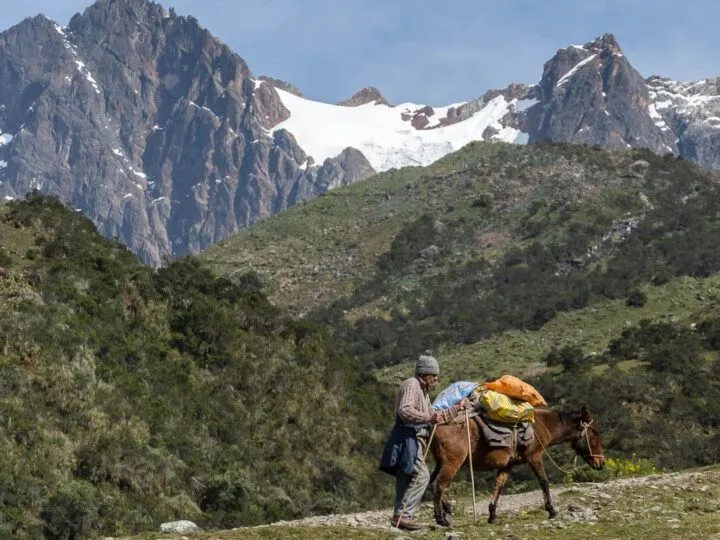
432;375;547;425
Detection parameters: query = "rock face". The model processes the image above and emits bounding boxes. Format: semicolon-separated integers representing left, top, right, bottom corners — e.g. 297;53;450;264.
0;0;372;265
337;86;389;106
525;34;677;154
0;8;718;268
646;76;720;170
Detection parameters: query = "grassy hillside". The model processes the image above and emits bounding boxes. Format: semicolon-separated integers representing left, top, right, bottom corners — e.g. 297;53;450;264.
0;194;394;538
202;142;717;316
203;141;720;367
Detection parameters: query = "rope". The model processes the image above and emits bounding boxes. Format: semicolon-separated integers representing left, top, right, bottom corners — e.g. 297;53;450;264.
465;409;477;523
396;424;437;528
534;423;576;476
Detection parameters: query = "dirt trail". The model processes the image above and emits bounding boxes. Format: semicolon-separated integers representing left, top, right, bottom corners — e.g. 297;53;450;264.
247;470;713;533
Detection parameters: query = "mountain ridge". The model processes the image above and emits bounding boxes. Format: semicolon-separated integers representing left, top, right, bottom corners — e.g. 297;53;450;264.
0;2;719;265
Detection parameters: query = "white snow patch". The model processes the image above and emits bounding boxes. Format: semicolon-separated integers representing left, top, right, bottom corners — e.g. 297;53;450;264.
123;193;133;199
112;148;124;157
4;195;14;200
0;160;7;168
272;88;527;171
151;196;167;204
252;79;264;90
53;24;65;36
130;168;147;179
74;60;101;94
556;54;597;87
0;133;13;146
648;103;668;130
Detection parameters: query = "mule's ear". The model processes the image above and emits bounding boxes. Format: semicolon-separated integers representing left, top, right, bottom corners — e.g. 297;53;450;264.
580;406;592;422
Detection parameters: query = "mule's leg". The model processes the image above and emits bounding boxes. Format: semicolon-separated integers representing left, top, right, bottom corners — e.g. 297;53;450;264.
433;462;462;527
424;461;441;501
488;467;511;524
527;455;557;519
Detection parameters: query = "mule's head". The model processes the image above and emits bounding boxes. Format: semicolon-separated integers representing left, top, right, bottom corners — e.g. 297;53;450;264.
570;406;605;469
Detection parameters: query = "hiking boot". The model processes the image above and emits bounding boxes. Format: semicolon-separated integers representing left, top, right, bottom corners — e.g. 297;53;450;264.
391;517;425;531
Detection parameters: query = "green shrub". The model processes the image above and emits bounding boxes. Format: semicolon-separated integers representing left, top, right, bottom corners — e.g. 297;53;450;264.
626;289;647;307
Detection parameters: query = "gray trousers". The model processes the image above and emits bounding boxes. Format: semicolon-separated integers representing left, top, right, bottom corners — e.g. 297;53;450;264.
393;450;430;519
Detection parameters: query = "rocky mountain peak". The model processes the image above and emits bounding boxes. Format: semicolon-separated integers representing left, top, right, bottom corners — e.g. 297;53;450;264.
584;32;622;54
527;32;676;154
69;0;168;30
337;86;389;106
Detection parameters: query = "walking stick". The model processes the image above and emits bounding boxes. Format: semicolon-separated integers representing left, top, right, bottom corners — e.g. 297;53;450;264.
396;424;437;529
466;408;477;523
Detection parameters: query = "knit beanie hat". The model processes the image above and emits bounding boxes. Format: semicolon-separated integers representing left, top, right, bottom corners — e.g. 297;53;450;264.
415;349;439;376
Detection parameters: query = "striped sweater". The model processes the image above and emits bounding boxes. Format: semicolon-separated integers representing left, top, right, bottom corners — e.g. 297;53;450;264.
395;376;432;425
395;376;462;425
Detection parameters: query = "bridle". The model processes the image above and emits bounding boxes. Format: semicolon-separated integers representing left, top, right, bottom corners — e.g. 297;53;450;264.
535;417;605;475
577;419;605;461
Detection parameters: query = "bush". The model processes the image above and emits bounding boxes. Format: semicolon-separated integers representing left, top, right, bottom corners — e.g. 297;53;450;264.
41;482;99;540
0;248;12;268
543;345;585;371
626;289;647;307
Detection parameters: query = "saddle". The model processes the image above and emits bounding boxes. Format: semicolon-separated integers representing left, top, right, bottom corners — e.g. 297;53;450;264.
451;408;535;450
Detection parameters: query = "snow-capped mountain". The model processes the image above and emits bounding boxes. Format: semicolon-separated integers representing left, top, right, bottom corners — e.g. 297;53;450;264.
0;0;718;265
270;86;532;172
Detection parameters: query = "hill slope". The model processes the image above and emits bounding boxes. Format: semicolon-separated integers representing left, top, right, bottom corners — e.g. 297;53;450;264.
0;194;393;538
203;141;720;368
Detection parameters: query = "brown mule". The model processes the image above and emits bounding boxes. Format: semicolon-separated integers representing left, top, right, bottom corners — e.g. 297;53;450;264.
429;406;605;526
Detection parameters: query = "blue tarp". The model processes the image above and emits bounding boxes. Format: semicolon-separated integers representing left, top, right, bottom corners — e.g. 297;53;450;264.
432;381;478;410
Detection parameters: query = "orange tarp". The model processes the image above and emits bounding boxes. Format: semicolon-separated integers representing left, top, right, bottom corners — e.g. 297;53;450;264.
485;375;547;407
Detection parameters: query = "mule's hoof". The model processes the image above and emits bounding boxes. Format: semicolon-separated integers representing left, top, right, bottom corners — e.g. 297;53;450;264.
549;509;558;519
488;515;496;524
435;516;452;528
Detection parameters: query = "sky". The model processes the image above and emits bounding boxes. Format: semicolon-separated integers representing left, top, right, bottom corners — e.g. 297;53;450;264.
0;0;717;106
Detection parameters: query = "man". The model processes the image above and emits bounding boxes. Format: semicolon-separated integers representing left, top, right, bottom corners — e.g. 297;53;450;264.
379;349;467;531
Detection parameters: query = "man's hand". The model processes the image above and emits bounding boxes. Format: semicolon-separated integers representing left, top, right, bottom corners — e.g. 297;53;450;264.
457;398;470;411
430;412;444;425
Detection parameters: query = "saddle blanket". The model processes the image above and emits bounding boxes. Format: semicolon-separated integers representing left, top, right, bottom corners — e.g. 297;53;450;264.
478;415;535;449
453;411;535;449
